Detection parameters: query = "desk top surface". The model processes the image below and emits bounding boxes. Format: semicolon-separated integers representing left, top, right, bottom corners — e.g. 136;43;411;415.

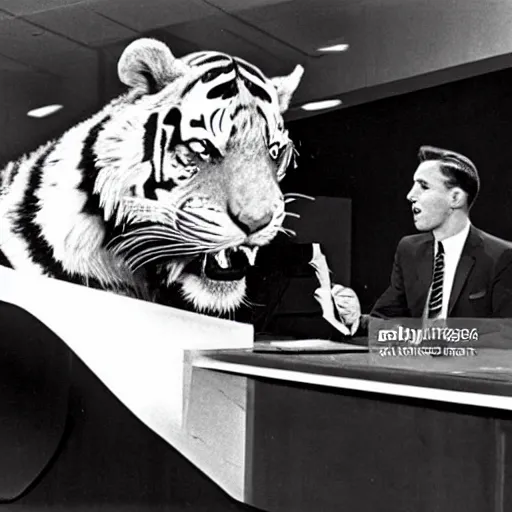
196;339;512;405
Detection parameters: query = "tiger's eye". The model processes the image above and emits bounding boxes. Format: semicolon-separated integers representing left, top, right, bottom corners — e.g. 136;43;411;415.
189;140;208;154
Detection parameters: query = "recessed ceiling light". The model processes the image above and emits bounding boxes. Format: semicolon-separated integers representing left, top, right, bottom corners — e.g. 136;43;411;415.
27;104;63;118
300;99;342;111
317;43;350;53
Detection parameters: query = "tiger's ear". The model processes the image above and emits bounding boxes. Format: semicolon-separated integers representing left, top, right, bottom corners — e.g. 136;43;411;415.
270;64;304;113
118;38;189;94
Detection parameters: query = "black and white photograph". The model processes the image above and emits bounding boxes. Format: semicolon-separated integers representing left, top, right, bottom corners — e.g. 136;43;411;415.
2;1;512;511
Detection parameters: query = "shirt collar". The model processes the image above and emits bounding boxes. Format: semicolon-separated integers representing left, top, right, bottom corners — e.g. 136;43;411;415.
434;220;471;255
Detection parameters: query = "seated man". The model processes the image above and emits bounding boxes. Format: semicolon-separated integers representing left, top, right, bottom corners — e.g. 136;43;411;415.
334;145;512;332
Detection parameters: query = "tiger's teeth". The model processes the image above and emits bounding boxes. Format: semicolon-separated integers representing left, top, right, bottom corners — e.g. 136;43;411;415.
214;249;229;269
166;262;185;285
240;246;258;266
155;188;173;202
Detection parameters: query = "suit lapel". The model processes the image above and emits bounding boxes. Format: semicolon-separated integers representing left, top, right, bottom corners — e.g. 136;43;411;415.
447;226;481;315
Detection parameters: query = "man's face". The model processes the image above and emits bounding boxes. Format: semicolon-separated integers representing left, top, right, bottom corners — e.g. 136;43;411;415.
406;160;453;232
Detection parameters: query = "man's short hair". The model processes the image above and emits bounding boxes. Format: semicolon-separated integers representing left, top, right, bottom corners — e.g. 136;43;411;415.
418;145;480;208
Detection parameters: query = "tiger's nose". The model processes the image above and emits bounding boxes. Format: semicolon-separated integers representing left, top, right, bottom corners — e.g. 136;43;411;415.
228;207;273;235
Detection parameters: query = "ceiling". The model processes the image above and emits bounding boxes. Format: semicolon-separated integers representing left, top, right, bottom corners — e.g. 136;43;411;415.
2;0;512;163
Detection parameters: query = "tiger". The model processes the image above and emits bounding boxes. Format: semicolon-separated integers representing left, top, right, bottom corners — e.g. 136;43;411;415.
0;38;304;316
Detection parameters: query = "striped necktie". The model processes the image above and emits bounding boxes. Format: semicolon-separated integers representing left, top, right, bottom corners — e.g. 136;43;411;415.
427;241;444;318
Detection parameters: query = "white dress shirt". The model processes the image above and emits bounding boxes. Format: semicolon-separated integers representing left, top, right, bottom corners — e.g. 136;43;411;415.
426;220;471;319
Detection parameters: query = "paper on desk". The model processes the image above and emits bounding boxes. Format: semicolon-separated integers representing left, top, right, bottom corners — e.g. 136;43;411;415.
253;339;368;353
309;243;358;336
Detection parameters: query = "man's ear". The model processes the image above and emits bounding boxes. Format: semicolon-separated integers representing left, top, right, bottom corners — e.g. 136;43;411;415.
450;187;468;209
118;38;189;94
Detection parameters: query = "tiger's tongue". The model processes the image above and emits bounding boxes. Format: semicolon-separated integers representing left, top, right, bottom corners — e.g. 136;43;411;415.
204;249;248;281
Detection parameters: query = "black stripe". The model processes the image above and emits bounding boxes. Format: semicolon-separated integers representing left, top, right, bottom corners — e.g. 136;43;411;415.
0;248;12;268
163;107;182;130
77;115;127;249
219;108;226;132
142;114;159;200
11;143;77;280
202;63;235;84
190;54;230;67
78;116;112;217
190;115;206;129
240;75;271;103
159;130;167;182
181;62;235;99
209;108;220;132
236;60;266;82
143;113;159;162
164;108;183;154
207;79;238;100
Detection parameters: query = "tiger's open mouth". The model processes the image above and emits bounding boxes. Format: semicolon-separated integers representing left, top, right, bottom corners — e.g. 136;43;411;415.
186;246;258;281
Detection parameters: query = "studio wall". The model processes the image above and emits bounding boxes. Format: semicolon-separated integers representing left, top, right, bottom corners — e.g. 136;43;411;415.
284;65;512;311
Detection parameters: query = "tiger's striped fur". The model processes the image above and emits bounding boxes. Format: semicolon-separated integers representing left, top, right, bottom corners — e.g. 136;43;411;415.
0;38;303;315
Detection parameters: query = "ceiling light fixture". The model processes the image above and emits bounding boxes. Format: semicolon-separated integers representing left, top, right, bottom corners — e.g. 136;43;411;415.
300;99;342;111
27;104;63;118
317;43;350;53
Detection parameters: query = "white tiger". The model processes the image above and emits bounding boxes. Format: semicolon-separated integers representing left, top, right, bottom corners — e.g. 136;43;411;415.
0;38;304;315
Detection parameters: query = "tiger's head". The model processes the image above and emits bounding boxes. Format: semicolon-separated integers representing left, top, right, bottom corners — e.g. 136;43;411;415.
94;38;303;314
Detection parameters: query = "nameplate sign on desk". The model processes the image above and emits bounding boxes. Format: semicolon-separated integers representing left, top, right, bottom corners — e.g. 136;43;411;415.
368;316;512;355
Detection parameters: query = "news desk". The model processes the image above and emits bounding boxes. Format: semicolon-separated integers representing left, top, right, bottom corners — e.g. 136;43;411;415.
192;345;512;512
5;332;512;512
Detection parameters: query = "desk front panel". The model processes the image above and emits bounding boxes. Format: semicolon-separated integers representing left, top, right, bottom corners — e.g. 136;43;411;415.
245;377;510;512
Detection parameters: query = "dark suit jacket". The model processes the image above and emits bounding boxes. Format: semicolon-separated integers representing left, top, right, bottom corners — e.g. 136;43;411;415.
371;226;512;319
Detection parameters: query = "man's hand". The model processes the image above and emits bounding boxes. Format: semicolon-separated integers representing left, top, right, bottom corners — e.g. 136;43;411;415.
331;284;361;334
